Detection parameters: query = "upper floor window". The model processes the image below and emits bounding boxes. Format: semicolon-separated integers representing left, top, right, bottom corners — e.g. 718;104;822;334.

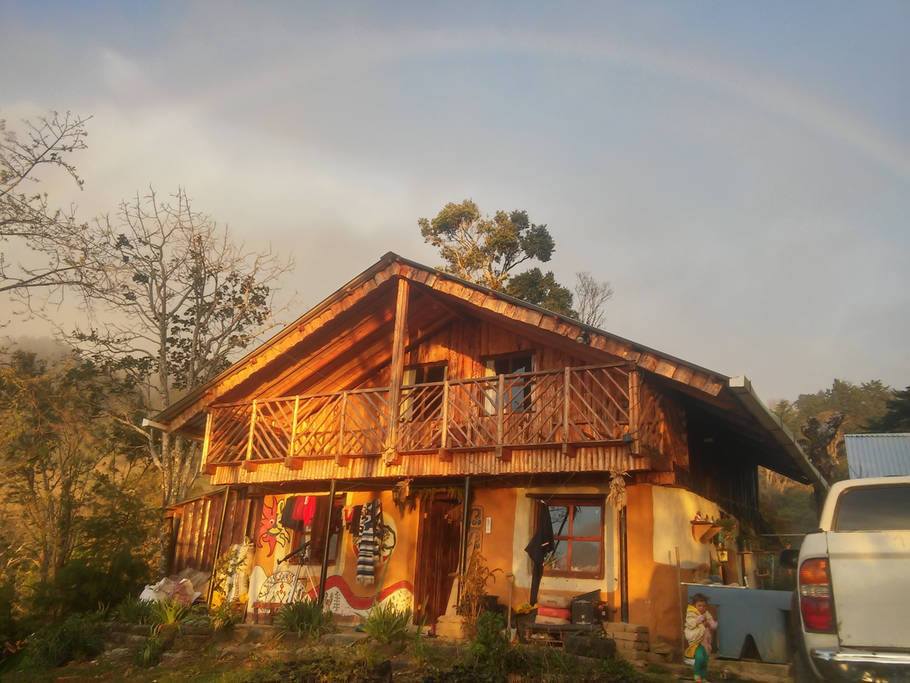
401;363;447;421
484;353;533;412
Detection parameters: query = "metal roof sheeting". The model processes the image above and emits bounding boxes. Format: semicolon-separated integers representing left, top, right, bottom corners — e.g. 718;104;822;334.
845;433;910;479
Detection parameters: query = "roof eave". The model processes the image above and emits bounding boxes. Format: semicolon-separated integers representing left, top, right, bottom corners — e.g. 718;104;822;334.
727;375;828;490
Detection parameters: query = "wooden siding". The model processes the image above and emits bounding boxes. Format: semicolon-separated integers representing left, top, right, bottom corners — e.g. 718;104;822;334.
637;378;689;472
168;488;254;574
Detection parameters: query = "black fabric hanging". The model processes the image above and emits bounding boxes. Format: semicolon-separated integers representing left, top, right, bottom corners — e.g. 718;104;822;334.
524;501;555;605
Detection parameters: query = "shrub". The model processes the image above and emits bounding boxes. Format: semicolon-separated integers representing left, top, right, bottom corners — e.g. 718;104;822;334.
30;550;150;619
114;597;153;625
467;611;509;673
274;600;332;640
210;599;243;631
22;613;104;669
134;632;166;668
362;602;413;646
149;598;191;628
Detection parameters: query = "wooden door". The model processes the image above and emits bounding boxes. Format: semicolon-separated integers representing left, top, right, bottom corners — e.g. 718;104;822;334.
413;498;462;627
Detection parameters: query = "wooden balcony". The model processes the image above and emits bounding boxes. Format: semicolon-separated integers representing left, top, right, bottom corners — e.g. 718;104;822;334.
202;363;635;471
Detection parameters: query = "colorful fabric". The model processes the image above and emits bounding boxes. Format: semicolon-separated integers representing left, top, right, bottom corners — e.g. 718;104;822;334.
280;496;299;530
356;499;382;585
293;496;317;526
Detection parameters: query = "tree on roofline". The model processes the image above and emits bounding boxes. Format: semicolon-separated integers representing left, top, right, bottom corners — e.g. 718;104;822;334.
418;199;576;316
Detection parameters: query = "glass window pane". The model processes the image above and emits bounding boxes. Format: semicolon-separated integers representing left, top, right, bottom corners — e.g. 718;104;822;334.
548;542;568;571
835;485;910;531
548;505;569;536
570;541;601;573
573;505;602;537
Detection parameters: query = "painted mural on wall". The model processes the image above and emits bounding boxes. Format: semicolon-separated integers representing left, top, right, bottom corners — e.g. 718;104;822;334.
256;495;290;558
244;496;414;618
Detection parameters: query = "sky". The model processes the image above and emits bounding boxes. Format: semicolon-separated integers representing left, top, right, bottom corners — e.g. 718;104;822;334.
1;1;908;402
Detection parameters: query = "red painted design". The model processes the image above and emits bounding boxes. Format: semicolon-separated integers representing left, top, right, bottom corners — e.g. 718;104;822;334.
256;495;289;558
305;576;413;610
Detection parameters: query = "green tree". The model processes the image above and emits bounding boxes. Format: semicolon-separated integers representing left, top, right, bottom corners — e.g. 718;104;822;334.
0;352;145;584
866;386;910;432
419;199;575;315
505;268;574;315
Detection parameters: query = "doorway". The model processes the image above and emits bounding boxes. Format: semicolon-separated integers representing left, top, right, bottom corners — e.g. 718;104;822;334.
413;496;462;626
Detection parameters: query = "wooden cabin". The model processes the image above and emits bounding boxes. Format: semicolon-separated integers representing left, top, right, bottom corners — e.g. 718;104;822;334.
155;253;822;647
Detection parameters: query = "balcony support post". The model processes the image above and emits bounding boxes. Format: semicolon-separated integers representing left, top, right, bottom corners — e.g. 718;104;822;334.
495;374;508;460
285;396;303;470
384;277;410;465
438;379;451;461
562;367;575;457
628;368;641;455
201;411;216;475
243;400;258;472
336;392;348;466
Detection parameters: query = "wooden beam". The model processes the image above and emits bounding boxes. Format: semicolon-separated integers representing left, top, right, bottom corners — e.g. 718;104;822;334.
384;277;410;464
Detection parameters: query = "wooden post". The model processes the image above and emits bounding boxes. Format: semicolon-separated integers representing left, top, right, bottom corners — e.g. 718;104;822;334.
285;396;302;469
456;475;472;604
438;379;451;461
317;479;337;606
384;278;410;464
201;411;216;475
244;400;258;471
495;374;505;459
628;369;641;455
336;392;347;465
205;487;231;605
562;367;572;456
288;396;300;457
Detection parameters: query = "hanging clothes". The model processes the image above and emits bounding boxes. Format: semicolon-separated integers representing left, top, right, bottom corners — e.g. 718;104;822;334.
524;501;555;605
280;496;299;530
292;495;317;526
356;499;383;585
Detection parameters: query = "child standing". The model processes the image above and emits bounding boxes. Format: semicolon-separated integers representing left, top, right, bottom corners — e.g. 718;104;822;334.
684;593;718;683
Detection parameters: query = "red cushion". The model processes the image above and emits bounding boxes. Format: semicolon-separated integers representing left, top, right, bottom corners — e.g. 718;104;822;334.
537;605;571;620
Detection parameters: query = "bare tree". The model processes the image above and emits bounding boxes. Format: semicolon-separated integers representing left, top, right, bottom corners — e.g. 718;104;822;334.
0;111;94;304
574;271;613;328
68;188;293;515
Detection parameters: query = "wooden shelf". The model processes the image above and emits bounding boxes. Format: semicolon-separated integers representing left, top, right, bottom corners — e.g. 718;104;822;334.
690;520;722;544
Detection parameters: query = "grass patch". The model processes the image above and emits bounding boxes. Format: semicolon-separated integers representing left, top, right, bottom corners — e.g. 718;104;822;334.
273;600;332;640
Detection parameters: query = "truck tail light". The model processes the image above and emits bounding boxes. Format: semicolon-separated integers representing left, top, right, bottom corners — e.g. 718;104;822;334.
799;558;835;633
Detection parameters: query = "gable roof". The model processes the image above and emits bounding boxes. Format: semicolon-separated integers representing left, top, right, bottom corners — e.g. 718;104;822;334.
150;252;825;488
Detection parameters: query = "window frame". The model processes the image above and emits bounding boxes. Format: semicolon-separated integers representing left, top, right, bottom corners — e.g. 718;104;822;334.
482;352;535;414
535;495;605;580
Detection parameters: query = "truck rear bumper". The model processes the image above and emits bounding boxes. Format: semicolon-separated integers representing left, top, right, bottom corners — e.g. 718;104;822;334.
812;648;910;682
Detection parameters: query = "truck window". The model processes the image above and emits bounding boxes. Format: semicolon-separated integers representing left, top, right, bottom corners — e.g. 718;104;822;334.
834;484;910;531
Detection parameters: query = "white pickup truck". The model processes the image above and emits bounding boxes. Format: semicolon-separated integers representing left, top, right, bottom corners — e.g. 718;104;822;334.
792;475;910;682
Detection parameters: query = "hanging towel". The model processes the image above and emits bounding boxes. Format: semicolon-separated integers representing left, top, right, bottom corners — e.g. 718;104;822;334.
356;499;382;585
524;502;555;605
293;495;317;526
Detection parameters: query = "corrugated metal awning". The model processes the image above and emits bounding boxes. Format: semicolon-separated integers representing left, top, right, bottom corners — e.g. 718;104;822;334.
845;433;910;478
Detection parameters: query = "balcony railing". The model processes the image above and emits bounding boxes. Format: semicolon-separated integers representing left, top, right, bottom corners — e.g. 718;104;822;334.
203;363;633;468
